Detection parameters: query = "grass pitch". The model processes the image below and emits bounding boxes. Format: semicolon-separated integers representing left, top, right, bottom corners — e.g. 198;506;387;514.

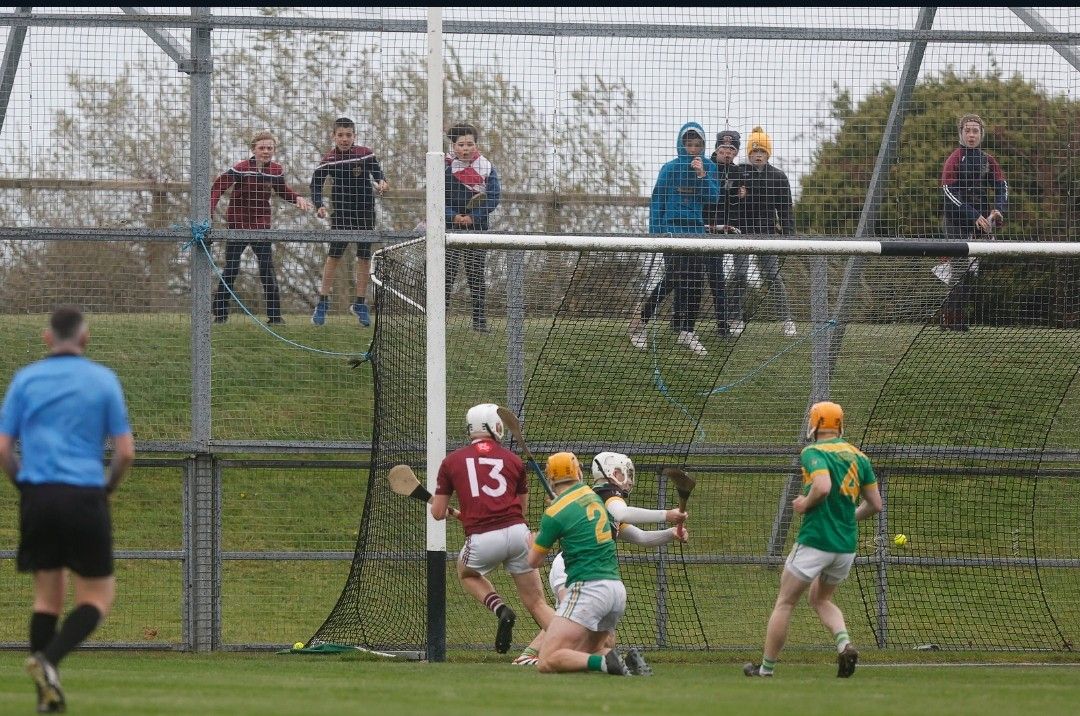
0;652;1078;716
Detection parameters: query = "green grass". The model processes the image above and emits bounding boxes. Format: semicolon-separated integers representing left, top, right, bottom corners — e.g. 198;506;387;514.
1;315;1079;653
1;653;1079;716
2;313;1080;447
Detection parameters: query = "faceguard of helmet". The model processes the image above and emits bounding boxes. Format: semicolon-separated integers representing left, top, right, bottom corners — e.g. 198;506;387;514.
591;451;636;494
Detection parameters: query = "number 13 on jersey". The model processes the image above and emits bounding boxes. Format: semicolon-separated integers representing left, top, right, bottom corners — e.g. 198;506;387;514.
465;457;508;498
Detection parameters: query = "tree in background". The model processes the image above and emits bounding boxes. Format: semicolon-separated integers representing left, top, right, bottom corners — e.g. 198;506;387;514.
796;67;1080;324
0;9;641;315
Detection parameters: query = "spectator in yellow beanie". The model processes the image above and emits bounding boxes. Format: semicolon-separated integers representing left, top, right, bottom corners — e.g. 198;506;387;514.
739;126;796;337
746;126;773;159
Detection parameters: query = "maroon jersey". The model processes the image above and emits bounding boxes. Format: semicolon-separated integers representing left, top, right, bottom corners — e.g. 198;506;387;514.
436;438;527;537
210;158;302;229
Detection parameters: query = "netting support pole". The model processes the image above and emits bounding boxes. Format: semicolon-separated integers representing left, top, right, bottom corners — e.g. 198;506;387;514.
828;6;935;366
873;475;890;647
654;470;670;648
506;252;525;416
121;6;191;71
424;6;448;664
188;4;216;653
766;258;832;557
0;7;29;137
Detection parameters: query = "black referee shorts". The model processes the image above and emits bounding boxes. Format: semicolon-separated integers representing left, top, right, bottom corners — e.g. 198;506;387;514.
17;484;113;578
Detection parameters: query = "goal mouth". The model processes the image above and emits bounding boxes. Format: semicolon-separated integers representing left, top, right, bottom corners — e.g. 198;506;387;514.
315;237;1080;653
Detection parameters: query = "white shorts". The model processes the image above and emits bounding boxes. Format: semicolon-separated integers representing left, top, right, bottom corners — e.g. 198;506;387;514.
785;543;855;585
548;552;567;597
555;579;626;632
459;523;533;576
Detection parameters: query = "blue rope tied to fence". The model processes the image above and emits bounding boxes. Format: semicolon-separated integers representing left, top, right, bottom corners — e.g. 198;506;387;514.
645;317;839;441
176;220;370;362
646;328;708;444
703;318;837;396
179;219;212;252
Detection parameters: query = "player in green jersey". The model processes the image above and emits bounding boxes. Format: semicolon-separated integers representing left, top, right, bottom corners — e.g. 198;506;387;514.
526;452;630;676
514;452;688;672
745;401;882;679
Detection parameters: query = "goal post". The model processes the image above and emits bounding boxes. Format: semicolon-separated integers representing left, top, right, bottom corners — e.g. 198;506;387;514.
424;4;448;664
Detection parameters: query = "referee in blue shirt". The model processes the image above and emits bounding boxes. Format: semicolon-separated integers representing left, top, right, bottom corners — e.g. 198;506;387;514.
0;306;135;714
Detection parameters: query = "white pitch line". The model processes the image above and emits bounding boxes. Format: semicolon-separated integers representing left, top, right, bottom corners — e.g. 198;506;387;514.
858;662;1080;668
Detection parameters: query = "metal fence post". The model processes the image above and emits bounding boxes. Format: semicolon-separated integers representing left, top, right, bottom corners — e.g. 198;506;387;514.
188;5;216;653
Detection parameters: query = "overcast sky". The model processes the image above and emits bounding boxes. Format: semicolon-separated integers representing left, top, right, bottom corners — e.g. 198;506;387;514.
1;6;1077;198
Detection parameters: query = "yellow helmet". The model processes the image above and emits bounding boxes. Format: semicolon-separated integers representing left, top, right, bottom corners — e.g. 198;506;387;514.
806;401;844;440
545;452;583;485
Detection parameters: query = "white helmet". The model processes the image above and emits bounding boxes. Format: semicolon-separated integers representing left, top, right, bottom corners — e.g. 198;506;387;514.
591;451;635;494
466;403;504;441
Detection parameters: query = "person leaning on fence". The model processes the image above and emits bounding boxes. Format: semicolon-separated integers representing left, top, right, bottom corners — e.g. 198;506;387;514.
0;306;135;713
309;116;389;328
703;129;746;338
210;130;314;324
445;122;501;333
938;113;1007;332
739;126;797;337
628;122;720;357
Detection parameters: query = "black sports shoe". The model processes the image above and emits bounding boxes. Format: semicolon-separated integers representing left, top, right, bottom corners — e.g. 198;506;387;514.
26;652;65;713
623;647;653;676
837;643;859;678
495;606;516;654
743;662;773;677
603;649;629;676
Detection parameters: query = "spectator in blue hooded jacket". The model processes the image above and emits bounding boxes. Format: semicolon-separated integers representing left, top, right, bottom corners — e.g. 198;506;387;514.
629;122;720;357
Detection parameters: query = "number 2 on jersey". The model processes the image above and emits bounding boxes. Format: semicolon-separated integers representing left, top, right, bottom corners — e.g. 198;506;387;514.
586;502;613;543
465;457;508;498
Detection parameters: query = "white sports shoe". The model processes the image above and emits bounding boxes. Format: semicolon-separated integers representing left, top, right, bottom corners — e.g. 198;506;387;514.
677;330;708;357
628;318;648;350
729;320;745;338
782;320;797;337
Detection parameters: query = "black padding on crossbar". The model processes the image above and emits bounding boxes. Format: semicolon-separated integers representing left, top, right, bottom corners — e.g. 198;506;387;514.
880;241;968;257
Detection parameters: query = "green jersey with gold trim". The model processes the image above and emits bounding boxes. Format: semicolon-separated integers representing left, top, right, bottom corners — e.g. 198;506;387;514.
796;438;877;553
534;483;619;585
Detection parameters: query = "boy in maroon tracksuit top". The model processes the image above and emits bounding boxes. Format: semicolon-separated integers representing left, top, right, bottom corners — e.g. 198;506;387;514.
211;130;313;323
938;113;1007;331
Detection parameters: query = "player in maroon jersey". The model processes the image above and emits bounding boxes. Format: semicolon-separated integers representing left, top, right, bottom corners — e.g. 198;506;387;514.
431;403;554;654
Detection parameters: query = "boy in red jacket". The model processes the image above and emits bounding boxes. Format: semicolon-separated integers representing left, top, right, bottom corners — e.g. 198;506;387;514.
211;130;313;324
